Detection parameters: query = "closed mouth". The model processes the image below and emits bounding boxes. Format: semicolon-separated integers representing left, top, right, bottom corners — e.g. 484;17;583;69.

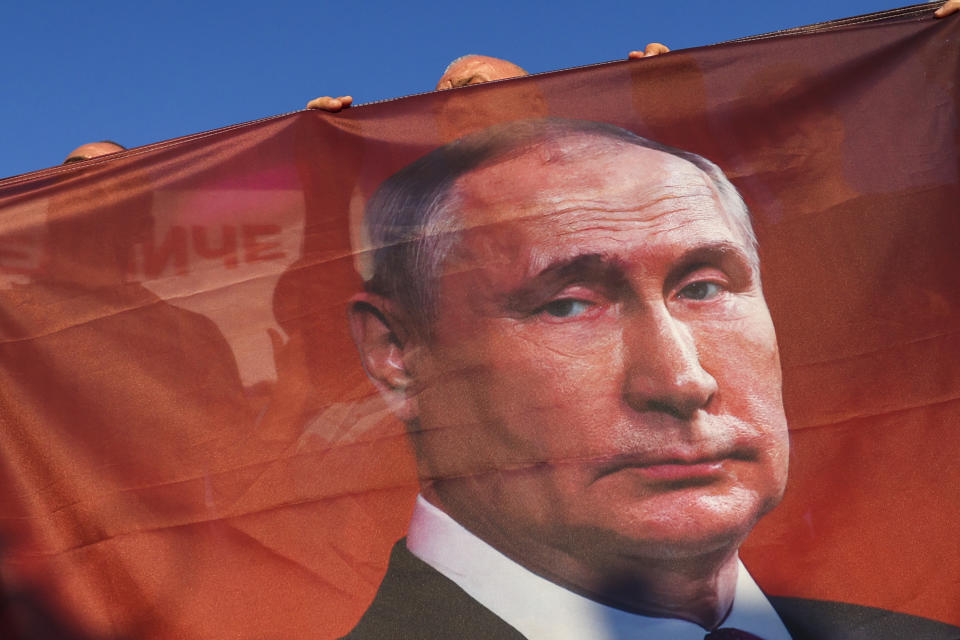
593;449;755;483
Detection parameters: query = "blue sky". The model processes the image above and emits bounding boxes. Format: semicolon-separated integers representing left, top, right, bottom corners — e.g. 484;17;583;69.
1;0;937;179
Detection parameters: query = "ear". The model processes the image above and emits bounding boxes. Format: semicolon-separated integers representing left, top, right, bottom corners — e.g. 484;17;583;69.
348;292;420;422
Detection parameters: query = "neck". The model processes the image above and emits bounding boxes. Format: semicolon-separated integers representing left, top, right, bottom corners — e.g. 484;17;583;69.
520;534;741;628
422;489;742;629
580;549;741;628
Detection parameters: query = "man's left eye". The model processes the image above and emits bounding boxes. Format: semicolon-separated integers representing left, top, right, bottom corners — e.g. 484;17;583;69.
540;298;593;318
678;281;723;301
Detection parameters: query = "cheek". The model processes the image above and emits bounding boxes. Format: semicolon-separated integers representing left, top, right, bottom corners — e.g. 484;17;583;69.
716;331;782;405
700;301;783;394
698;313;788;442
494;317;627;398
426;321;626;458
492;330;634;467
700;323;790;508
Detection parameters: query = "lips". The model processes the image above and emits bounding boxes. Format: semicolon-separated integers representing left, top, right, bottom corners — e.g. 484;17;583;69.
626;460;726;483
594;449;753;484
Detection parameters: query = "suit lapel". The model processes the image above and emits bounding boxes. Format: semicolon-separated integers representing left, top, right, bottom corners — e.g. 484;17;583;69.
344;539;526;639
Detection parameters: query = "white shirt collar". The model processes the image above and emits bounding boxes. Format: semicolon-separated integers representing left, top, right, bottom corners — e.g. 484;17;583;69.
407;495;792;640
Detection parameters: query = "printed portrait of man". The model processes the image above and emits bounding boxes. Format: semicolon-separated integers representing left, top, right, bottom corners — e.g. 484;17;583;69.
345;118;960;639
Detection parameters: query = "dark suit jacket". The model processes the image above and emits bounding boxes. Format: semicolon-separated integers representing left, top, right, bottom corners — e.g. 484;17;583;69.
343;540;960;640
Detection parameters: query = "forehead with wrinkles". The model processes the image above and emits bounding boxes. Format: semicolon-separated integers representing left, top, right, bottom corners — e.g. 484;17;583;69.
449;137;729;246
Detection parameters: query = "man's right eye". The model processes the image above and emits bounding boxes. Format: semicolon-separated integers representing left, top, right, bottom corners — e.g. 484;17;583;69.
539;298;593;318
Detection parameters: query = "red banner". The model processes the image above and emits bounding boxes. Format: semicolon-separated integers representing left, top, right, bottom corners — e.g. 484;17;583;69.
1;4;958;638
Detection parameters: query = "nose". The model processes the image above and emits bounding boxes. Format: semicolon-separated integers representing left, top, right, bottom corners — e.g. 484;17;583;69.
622;305;718;420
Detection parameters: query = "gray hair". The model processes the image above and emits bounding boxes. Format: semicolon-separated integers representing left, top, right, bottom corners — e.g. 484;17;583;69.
364;118;757;335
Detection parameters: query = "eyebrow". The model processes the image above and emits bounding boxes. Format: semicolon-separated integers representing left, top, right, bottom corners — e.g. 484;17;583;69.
663;241;756;290
501;241;755;312
502;254;629;312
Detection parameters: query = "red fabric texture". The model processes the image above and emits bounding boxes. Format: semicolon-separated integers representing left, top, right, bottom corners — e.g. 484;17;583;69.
1;6;957;638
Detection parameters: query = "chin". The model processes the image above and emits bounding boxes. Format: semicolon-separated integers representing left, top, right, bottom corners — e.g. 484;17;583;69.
604;490;777;561
630;525;754;562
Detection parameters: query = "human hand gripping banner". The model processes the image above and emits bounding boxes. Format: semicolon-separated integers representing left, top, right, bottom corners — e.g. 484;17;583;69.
1;3;958;639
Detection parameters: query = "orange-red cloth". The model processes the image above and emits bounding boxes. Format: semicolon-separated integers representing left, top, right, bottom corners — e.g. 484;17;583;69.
1;5;958;638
